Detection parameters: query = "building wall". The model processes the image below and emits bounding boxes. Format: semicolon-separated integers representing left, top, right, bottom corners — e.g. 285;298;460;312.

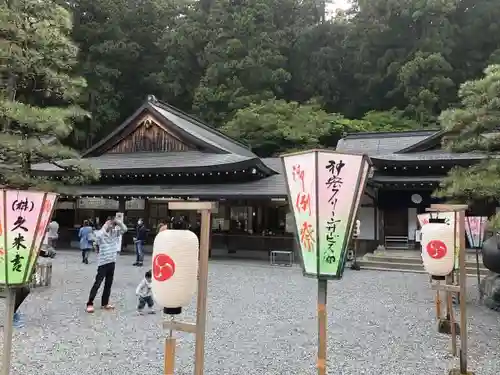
358;206;375;240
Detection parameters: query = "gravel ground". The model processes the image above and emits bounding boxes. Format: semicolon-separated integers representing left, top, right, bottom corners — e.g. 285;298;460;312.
0;251;499;375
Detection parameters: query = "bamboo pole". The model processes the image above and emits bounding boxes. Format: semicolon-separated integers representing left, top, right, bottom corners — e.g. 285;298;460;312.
457;211;469;373
164;337;176;375
1;289;16;375
317;279;327;375
194;209;211;375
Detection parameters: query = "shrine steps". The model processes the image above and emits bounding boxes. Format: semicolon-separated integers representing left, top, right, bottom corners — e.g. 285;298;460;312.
357;252;489;276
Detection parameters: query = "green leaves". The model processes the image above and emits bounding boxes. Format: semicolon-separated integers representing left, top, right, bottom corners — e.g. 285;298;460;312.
0;0;98;191
221;99;419;156
437;64;500;205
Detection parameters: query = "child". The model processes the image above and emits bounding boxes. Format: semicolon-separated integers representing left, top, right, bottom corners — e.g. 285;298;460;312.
78;220;93;264
136;270;155;315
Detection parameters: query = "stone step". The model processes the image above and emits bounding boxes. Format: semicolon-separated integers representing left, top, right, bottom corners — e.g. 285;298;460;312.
363;253;485;269
357;259;490;277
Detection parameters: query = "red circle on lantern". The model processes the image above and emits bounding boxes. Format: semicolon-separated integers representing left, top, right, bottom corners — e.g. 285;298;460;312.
153;254;176;281
426;240;447;259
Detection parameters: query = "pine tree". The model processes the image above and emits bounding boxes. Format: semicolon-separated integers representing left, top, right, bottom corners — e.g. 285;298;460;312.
0;0;98;191
436;64;500;223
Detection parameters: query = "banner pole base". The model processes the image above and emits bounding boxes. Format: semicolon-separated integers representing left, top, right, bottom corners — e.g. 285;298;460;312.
2;288;16;375
317;279;327;375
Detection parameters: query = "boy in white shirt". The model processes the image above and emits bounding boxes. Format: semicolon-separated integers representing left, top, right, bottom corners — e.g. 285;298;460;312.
136;270;155;315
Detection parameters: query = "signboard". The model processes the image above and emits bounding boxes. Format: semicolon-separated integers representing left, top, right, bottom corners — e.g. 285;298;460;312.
282;150;371;279
465;216;487;249
78;198;118;210
0;190;58;286
418;212;460;269
125;199;145;210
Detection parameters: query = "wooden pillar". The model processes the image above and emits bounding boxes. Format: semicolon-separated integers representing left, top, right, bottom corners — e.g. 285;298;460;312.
118;197;126;213
144;198;151;227
378;207;385;246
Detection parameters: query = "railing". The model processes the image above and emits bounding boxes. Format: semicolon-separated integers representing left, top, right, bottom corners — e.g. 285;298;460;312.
211;233;294;252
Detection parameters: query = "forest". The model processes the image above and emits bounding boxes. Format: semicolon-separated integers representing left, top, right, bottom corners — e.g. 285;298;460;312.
2;0;500;161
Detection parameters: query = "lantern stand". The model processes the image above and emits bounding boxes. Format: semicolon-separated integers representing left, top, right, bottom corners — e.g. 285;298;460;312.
464;216;487;301
2;288;16;375
160;201;213;375
428;204;474;375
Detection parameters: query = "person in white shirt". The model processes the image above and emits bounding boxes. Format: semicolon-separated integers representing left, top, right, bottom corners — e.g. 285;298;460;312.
47;219;59;249
86;218;127;313
135;270;155;315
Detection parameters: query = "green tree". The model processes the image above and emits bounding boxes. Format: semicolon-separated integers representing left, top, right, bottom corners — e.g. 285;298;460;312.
221;98;368;157
192;0;319;126
361;109;420;132
64;0;182;148
396;52;454;124
0;0;98;191
436;65;500;217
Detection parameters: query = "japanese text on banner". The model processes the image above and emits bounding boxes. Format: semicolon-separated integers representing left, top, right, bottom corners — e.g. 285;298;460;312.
323;159;346;265
292;164;315;253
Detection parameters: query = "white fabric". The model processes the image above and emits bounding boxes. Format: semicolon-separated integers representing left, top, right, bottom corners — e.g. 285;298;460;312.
136;278;152;298
152;229;199;308
47;221;59;239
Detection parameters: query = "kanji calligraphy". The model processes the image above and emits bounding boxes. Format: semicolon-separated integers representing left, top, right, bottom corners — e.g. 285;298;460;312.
0;191;58;286
10;253;24;272
323;159;346;264
300;221;315;252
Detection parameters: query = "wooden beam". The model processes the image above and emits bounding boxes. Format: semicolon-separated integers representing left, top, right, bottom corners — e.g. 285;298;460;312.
430;282;460;293
428;204;468;212
163;320;197;334
168;201;214;211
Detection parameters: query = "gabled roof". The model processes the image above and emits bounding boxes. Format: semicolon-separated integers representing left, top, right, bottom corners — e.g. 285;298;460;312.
33;152;271;174
336;130;438;155
335;129;488;165
396;130;445;153
83;95;256;158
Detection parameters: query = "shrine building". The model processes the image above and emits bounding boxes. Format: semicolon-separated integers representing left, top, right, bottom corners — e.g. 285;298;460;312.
33;96;492;255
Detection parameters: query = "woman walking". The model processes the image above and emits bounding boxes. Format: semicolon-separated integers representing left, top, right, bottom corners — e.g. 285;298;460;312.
78;220;93;264
86;218;127;313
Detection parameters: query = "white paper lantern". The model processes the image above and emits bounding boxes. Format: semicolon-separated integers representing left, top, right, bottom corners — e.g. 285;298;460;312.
420;222;455;277
151;229;199;313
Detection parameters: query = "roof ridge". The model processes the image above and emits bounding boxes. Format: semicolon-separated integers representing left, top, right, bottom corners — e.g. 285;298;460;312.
152;99;252;151
343;129;439;139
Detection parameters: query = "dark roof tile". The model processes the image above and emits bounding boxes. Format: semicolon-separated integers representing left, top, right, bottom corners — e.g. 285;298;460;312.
33;152;254;172
336;130;438;155
75;176;287;198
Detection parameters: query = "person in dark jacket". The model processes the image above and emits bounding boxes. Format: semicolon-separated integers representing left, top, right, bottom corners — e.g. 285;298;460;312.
133;219;147;267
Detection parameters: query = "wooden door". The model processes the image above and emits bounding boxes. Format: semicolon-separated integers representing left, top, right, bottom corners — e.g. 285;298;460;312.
384;208;408;237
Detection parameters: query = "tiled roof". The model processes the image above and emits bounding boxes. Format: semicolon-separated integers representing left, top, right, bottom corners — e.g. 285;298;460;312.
372;150;487;161
150;101;256;158
336;130;438;155
261;157;283;173
32;152;257;173
83;96;257;158
75;176;288;198
372;174;442;183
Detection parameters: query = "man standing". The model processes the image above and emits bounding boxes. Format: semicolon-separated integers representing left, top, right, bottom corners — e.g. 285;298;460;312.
133;219;147;267
86;218;127;313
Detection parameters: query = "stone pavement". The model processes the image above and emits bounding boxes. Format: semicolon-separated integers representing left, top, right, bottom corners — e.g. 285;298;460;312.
0;252;499;375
